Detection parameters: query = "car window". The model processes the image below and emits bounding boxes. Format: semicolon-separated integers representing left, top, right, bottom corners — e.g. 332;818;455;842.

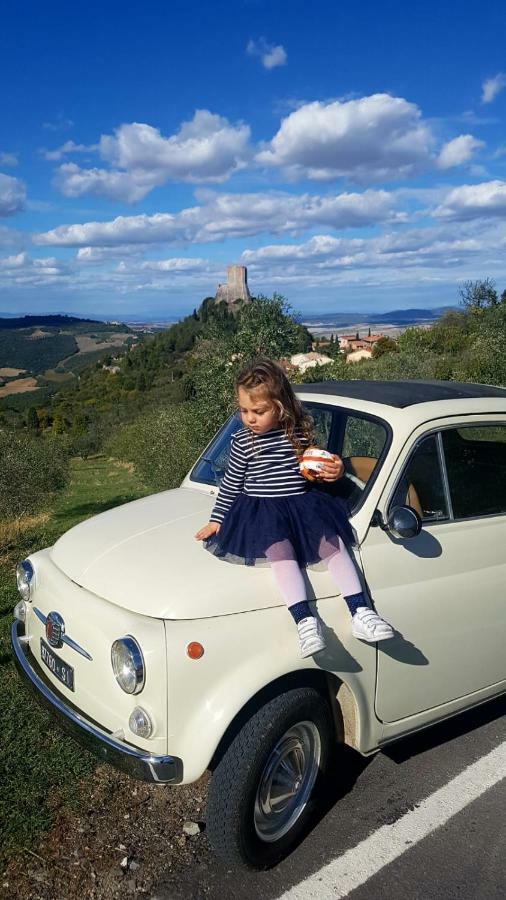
304;402;390;511
442;425;506;519
390;434;449;522
190;401;390;513
190;413;242;485
309;405;333;448
342;415;387;459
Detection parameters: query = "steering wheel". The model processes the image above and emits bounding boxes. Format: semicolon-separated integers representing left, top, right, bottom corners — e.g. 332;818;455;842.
341;470;367;492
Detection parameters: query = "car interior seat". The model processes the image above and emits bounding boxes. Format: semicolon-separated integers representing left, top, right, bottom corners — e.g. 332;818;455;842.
345;456;423;517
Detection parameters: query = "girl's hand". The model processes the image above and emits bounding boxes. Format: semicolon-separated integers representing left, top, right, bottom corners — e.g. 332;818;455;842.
195;521;221;540
319;453;345;482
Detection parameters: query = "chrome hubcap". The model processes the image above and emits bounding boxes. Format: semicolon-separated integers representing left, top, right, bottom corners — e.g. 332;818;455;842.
254;721;321;843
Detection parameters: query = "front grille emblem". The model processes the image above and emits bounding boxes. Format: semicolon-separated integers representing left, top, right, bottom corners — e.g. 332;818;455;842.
33;607;92;660
46;611;65;648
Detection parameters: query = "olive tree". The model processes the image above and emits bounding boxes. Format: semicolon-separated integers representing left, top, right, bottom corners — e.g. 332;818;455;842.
0;430;69;519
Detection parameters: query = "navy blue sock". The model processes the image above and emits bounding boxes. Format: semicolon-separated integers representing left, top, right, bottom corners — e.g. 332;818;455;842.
288;601;312;624
344;592;366;616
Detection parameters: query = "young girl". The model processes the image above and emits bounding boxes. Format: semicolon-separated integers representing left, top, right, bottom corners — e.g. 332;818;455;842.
194;358;394;657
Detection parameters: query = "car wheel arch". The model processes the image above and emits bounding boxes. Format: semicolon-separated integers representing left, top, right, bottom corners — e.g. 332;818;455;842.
208;669;359;773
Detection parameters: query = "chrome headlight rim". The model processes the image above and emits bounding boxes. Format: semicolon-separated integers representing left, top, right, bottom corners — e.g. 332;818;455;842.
111;636;145;695
16;559;35;601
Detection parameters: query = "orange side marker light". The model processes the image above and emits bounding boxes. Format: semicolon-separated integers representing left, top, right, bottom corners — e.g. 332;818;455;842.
187;641;205;659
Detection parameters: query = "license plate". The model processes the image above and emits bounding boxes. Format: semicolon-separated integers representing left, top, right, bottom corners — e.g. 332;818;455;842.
40;639;75;691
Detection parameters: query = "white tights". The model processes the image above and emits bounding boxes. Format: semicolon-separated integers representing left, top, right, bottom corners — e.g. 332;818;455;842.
264;536;362;609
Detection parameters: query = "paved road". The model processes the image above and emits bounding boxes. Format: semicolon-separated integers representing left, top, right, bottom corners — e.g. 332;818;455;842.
152;694;506;899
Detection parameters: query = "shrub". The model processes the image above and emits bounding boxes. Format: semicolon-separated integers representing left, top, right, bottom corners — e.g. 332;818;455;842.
0;430;70;519
105;402;212;492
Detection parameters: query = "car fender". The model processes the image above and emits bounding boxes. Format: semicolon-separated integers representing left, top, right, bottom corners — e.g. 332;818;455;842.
164;602;376;783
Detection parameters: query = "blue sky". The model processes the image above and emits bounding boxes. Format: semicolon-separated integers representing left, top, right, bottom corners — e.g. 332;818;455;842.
2;0;506;318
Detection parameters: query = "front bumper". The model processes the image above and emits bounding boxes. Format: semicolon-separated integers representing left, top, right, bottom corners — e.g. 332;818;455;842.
11;620;182;784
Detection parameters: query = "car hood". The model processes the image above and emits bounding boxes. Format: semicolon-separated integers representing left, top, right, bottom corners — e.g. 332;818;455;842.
50;487;341;619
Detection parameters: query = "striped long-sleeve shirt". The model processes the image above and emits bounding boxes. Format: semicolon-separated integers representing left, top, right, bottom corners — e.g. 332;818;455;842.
210;426;310;524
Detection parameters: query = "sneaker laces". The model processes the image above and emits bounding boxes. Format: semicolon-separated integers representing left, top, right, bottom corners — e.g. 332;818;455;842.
356;608;389;631
298;618;319;637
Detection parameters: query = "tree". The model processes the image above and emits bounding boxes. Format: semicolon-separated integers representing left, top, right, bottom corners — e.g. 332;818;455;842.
459;278;498;312
52;414;66;435
371;336;399;359
0;430;69;518
189;294;313;435
136;371;147;392
26;407;39;433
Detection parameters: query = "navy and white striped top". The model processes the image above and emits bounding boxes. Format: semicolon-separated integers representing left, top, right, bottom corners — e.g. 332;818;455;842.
210;426;309;524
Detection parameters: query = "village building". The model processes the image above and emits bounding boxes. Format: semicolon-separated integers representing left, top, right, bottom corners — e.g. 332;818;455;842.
290;351;333;373
339;332;384;351
346;348;373;364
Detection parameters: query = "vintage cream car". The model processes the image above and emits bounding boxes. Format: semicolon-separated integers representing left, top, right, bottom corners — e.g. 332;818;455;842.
12;380;506;868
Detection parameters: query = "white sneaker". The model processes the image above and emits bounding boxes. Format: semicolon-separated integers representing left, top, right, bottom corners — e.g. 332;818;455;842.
297;616;326;657
352;607;394;642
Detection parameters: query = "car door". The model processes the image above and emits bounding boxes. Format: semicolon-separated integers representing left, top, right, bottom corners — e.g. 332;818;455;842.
359;416;506;723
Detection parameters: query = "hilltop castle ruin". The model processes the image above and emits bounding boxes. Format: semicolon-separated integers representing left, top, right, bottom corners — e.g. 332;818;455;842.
215;265;252;307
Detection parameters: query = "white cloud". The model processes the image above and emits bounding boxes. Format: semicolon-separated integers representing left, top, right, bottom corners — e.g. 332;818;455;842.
140;257;206;272
256;94;435;182
35;212;184;247
76;245;145;263
53;111;251;202
42;140;99;162
239;223;499;291
437;134;484;169
434;180;506;220
35;187;399;247
0;174;26;216
54;163;148;203
0;152;18;167
0;252;67;285
247;38;287;69
481;73;506;104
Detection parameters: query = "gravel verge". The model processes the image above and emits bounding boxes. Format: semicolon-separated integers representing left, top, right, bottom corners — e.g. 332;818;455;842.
2;765;212;899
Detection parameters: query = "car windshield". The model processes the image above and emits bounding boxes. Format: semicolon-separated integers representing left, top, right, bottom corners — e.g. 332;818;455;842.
189;401;391;512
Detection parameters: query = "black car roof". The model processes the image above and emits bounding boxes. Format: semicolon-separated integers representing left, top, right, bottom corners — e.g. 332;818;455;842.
294;379;506;409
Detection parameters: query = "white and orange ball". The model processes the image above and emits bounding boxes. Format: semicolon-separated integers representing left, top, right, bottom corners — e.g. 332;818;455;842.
299;447;336;481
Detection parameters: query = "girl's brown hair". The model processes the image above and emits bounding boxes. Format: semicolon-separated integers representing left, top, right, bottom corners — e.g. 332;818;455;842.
235;358;314;456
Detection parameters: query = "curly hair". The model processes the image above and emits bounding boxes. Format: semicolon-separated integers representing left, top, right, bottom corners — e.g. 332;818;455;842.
235;358;315;456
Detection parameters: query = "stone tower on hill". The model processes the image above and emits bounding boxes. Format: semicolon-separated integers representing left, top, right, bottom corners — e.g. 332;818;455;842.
215;265;252;307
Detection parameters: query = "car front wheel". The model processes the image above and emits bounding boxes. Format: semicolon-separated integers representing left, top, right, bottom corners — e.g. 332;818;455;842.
206;686;335;868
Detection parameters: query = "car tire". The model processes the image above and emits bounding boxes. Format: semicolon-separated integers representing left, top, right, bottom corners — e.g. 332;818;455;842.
206;686;335;869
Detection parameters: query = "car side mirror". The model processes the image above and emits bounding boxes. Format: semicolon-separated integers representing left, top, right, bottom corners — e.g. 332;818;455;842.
386;505;422;539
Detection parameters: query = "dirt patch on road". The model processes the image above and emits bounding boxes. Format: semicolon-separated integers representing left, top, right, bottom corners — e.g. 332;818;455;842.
0;377;38;397
2;766;212;899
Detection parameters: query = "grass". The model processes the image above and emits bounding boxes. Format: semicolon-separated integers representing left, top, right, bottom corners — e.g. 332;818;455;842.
0;455;150;868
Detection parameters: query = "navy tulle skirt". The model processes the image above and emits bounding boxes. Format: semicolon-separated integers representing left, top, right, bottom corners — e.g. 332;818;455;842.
204;489;354;568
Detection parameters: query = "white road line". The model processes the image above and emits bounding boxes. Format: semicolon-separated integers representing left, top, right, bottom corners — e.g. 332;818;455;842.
278;739;506;899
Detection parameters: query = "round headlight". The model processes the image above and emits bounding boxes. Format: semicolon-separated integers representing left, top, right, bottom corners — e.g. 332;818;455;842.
111;637;145;694
129;706;154;738
16;560;34;601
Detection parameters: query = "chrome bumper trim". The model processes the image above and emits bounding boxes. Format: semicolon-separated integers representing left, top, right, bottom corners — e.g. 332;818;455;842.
11;620;182;784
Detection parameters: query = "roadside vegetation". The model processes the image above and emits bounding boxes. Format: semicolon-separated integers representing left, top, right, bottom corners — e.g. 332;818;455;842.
0;455;150;869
